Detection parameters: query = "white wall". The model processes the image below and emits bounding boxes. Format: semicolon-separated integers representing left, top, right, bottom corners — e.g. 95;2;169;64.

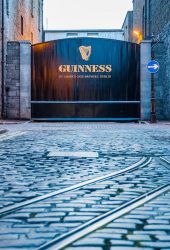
44;30;125;42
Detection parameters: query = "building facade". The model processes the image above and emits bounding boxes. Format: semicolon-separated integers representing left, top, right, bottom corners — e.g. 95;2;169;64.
132;0;145;43
129;0;170;120
44;29;124;42
122;11;133;42
0;0;43;118
148;0;170;120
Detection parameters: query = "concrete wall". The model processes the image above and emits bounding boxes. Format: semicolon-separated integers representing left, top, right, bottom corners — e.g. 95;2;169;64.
140;40;151;120
6;41;31;119
44;30;125;42
19;42;31;119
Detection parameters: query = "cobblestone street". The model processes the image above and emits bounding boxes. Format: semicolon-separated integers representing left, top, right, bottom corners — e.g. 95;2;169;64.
0;122;170;250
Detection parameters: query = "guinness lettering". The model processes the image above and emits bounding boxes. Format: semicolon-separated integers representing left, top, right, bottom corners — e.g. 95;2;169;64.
59;65;112;73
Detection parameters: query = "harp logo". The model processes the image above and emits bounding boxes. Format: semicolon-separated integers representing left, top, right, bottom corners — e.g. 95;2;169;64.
79;46;92;61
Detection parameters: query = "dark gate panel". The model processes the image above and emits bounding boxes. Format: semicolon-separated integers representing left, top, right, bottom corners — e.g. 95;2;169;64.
31;38;140;120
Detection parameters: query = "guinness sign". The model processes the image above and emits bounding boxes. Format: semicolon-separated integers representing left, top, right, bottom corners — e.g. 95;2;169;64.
79;46;92;61
59;64;112;73
58;45;112;74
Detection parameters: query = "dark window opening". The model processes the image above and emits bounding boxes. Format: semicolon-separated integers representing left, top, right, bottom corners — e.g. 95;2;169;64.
21;16;24;35
66;33;78;37
38;0;41;31
6;0;9;15
87;32;99;37
142;6;145;38
31;0;34;17
31;32;33;44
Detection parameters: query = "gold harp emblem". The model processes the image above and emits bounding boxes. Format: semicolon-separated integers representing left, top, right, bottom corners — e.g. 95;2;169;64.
79;46;92;61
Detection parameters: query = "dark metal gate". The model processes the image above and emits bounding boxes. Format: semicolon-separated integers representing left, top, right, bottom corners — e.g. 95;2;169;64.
31;38;140;121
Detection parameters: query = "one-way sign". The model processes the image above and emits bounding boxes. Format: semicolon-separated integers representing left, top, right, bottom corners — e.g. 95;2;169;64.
147;60;160;73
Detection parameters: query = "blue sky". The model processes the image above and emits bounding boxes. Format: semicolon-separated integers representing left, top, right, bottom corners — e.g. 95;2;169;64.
44;0;133;30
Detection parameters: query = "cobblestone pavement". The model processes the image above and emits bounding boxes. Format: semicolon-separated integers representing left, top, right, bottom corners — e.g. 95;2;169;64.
0;122;170;249
66;190;170;250
0;131;140;209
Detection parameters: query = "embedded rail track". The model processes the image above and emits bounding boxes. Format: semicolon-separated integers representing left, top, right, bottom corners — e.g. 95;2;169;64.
0;131;27;142
0;157;170;250
0;157;150;217
160;156;170;165
37;183;170;250
36;157;170;250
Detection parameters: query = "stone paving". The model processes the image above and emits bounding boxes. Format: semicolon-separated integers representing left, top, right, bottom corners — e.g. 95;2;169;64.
0;122;170;249
0;130;140;209
0;159;169;249
67;190;170;250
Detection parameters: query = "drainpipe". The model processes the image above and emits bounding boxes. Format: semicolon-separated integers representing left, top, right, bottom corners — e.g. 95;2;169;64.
1;0;5;118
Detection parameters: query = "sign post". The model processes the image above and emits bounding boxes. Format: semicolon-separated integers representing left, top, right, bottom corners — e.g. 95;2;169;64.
147;59;160;123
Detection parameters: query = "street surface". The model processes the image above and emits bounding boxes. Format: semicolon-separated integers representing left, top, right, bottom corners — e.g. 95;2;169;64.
0;122;170;250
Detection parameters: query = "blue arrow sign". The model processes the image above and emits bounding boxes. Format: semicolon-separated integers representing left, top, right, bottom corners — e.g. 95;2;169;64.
147;60;160;73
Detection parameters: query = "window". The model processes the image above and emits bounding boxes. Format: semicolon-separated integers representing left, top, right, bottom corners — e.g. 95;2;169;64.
87;32;99;37
31;32;33;44
38;0;41;31
142;0;150;39
31;0;34;17
144;0;147;37
66;33;78;37
6;0;9;15
148;0;151;37
142;6;145;38
21;16;24;35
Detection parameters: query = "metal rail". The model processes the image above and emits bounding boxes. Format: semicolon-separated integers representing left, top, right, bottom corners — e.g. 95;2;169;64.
31;101;140;104
0;157;151;217
160;157;170;166
31;118;140;121
0;131;27;142
156;157;170;171
37;183;170;250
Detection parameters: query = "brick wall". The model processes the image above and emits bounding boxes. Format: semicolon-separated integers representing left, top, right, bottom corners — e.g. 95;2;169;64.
133;0;170;120
6;42;20;118
0;0;2;116
4;0;43;44
149;0;170;119
6;41;31;119
149;0;170;36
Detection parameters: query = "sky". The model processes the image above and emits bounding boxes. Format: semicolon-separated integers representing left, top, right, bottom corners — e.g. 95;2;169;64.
44;0;133;30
